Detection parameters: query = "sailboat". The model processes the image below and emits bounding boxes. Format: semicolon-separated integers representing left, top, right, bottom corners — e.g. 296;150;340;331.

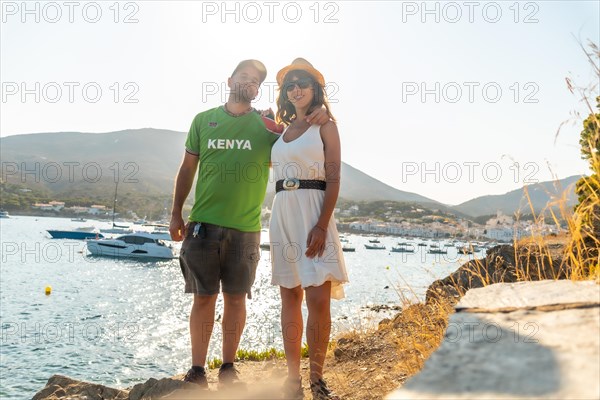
100;182;133;234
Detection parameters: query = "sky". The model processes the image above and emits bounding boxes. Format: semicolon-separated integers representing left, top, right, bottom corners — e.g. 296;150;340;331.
1;0;599;205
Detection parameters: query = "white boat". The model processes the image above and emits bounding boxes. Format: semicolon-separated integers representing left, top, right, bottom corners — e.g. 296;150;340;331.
391;246;415;253
428;248;448;254
0;210;9;218
86;233;175;259
364;244;386;250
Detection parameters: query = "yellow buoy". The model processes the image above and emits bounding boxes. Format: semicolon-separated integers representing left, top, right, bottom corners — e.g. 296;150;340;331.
45;286;52;295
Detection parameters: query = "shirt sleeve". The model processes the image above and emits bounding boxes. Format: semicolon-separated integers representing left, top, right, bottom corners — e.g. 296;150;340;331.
184;114;201;155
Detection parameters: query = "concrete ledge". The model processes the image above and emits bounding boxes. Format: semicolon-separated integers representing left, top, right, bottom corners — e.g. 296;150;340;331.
387;280;600;400
456;280;600;311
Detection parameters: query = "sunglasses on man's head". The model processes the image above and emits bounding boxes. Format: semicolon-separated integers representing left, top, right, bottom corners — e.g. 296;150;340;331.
283;78;314;92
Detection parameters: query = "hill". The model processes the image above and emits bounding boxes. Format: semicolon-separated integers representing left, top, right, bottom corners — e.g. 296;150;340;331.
451;175;581;217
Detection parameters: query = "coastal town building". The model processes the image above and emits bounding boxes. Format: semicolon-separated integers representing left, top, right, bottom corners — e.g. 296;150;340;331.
31;202;107;215
32;201;65;211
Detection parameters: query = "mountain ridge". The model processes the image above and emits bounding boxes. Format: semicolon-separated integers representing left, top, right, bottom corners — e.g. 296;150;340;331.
0;129;581;217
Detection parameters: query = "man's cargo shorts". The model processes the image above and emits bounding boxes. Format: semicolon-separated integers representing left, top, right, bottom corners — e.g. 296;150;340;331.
179;222;261;299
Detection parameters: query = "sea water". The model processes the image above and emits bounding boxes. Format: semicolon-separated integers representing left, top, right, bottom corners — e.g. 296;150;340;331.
0;216;470;398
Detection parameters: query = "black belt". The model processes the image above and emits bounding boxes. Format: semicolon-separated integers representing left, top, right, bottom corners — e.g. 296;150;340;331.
276;179;326;193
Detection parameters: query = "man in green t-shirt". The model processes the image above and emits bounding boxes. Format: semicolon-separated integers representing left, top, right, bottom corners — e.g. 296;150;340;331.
169;59;328;389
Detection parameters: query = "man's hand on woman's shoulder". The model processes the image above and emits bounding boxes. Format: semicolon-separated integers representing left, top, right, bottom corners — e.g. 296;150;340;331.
306;106;331;126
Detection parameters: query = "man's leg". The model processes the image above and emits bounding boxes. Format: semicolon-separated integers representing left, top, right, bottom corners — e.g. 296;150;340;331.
220;228;260;363
221;292;247;363
217;228;259;385
190;293;218;366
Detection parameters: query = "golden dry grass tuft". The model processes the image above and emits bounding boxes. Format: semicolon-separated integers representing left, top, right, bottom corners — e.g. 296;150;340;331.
324;299;454;399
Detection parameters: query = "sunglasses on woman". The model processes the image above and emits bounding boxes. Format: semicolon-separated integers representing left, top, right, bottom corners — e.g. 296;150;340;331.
283;78;314;92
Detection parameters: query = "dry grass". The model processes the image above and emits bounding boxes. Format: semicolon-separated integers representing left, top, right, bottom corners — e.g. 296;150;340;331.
323;299;453;400
560;40;600;282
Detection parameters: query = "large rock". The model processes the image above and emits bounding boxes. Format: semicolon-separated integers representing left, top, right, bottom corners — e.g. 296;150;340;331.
32;375;128;400
33;361;293;399
387;280;600;399
33;375;185;400
128;377;186;400
426;245;569;305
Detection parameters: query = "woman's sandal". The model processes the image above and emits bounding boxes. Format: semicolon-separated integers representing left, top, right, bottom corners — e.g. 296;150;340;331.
310;378;340;400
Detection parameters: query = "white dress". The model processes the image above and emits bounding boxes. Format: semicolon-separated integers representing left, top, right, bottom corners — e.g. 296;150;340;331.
269;124;348;299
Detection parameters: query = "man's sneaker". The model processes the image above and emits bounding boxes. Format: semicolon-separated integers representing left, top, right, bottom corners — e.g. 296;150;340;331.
218;363;244;387
310;378;340;400
183;367;208;389
282;376;304;399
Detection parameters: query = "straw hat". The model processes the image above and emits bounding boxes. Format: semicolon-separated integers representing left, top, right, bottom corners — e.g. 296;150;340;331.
276;58;325;87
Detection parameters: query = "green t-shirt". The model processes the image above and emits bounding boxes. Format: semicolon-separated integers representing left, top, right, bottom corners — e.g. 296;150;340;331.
185;106;279;232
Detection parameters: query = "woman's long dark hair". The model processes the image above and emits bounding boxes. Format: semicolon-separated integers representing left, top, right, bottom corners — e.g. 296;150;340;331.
276;69;336;126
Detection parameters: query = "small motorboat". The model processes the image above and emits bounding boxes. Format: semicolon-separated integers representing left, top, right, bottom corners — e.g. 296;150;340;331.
364;244;386;250
86;233;174;259
0;209;9;218
428;248;448;254
368;239;381;243
48;228;103;240
342;245;355;252
391;246;415;253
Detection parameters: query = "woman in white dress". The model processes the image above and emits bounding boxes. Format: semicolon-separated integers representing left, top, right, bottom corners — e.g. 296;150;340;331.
270;58;348;400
